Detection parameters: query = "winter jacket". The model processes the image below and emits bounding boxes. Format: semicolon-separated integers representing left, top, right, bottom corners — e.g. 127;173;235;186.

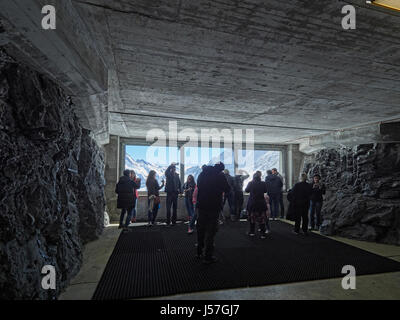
183;181;196;199
265;174;283;195
245;177;268;212
311;182;326;202
197;165;230;212
115;176;141;209
165;165;182;194
292;181;313;208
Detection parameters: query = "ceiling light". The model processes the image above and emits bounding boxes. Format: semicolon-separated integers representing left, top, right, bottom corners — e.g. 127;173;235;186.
367;0;400;12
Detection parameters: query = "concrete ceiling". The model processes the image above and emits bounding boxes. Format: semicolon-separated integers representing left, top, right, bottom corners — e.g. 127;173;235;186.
1;0;400;145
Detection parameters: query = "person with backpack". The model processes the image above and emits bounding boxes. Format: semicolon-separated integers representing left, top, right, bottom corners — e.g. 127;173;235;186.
115;169;141;230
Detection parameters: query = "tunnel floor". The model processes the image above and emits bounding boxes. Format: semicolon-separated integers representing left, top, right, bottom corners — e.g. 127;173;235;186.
90;221;400;300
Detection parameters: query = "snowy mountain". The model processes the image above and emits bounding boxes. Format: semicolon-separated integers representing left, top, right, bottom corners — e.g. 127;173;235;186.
125;150;280;191
125;154;167;190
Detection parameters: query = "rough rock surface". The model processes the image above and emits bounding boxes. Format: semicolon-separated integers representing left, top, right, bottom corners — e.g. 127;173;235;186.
0;48;105;299
303;144;400;245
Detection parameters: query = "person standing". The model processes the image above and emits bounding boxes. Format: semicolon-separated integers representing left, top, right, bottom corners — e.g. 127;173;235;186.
196;162;230;264
130;170;140;223
146;170;164;226
245;171;268;239
164;163;182;226
188;184;199;234
309;174;326;230
292;173;312;235
115;169;141;230
233;169;250;220
222;169;235;221
265;170;283;220
272;168;285;218
183;175;196;229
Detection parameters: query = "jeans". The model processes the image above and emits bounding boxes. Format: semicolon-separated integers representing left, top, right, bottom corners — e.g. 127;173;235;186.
166;192;178;225
269;194;280;219
131;207;137;220
197;209;219;259
148;199;159;224
294;205;309;233
223;191;235;217
119;207;133;227
309;200;323;229
234;191;244;219
189;206;198;230
185;196;195;220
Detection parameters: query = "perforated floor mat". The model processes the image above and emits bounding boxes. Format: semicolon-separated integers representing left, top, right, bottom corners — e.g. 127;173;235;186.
92;221;400;300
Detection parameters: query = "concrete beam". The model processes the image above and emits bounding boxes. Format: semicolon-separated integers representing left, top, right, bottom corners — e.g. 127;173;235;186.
296;121;400;154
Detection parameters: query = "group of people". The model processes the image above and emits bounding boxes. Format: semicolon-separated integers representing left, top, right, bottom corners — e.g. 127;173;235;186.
115;162;325;264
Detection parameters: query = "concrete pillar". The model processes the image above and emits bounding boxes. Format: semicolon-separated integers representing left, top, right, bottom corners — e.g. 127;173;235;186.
103;135;120;222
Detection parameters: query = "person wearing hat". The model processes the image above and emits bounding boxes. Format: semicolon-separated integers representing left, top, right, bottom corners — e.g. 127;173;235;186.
309;174;326;231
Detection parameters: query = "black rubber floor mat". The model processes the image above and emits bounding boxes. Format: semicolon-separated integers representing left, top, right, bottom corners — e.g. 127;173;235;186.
92;221;400;300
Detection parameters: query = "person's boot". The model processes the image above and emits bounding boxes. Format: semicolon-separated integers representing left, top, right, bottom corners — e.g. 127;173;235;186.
248;223;255;236
203;256;218;264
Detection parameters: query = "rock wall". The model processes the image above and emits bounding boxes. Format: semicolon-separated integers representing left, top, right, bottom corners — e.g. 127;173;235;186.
303;143;400;245
0;48;106;299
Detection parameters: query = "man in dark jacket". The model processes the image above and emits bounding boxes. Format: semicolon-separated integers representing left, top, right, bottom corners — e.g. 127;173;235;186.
196;162;230;264
164;163;182;226
310;174;326;230
265;170;283;220
292;173;312;235
115;169;141;229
